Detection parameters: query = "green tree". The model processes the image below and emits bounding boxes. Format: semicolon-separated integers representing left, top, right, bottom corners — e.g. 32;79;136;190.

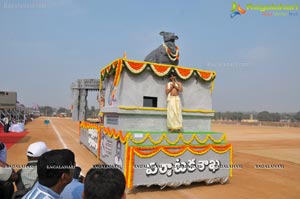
241;113;251;120
86;106;97;118
57;107;67;114
270;112;281;122
232;112;243;121
294;111;300;121
214;112;222;120
257;111;272;121
39;106;54;116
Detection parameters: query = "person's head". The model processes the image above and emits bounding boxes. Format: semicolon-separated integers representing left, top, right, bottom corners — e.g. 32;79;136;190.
27;141;49;161
168;72;177;81
37;149;75;193
84;167;126;199
60;148;76;167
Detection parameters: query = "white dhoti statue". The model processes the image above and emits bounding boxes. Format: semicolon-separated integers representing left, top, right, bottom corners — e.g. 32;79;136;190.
167;93;182;130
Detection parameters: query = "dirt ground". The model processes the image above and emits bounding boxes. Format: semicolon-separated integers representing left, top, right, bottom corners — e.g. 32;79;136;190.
6;117;300;199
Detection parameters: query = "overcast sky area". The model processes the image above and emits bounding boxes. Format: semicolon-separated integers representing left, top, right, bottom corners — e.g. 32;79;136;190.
0;0;299;112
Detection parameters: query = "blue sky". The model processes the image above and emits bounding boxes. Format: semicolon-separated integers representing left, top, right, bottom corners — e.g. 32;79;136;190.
0;0;299;112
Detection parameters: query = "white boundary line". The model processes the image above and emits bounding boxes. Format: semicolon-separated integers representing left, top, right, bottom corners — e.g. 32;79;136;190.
48;117;67;148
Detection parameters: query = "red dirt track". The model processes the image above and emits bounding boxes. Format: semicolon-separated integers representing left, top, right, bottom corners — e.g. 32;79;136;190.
6;117;300;199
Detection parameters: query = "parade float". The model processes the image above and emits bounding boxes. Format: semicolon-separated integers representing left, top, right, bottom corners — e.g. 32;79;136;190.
73;31;232;190
76;57;232;189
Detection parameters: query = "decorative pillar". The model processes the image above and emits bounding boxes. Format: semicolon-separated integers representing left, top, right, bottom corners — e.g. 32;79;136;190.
79;89;88;121
72;89;80;121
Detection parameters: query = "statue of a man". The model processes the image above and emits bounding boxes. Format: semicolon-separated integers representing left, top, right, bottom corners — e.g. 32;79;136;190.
165;72;183;132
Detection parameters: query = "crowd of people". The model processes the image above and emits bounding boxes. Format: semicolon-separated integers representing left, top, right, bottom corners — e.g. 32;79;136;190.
0;141;126;199
0;113;31;133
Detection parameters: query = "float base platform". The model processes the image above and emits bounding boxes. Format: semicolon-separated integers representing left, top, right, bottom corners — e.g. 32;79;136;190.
79;122;232;189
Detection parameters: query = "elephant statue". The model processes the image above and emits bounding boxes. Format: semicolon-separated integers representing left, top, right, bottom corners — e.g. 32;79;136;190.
144;31;179;65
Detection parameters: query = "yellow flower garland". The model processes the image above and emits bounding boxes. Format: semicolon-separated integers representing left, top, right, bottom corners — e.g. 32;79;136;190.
123;58;216;81
103;127;129;144
118;106;166;111
124;61;147;74
99;58;216;93
79;121;102;132
128;133;226;145
79;125;226;146
133;144;231;158
118;105;215;113
100;60;118;90
113;59;123;87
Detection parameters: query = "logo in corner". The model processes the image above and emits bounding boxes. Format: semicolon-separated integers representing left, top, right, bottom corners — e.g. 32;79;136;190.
231;2;246;18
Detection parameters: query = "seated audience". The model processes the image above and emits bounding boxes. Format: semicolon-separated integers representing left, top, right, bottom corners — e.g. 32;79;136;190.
22;149;75;199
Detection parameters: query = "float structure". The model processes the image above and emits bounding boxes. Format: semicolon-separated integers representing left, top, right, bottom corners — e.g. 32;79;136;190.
76;58;232;189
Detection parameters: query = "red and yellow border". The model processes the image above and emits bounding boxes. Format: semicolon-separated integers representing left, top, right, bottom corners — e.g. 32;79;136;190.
125;144;232;189
79;122;232;190
100;58;216;90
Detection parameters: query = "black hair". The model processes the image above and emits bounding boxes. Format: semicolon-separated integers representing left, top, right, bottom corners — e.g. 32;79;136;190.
37;149;75;187
60;148;76;166
168;71;177;78
73;166;81;179
0;142;5;150
84;167;125;199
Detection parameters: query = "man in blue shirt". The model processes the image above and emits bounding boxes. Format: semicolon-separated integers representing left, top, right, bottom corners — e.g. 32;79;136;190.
22;149;75;199
61;166;83;199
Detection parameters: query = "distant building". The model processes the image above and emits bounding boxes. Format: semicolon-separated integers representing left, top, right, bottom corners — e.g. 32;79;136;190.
0;91;17;109
280;119;290;123
241;114;258;123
